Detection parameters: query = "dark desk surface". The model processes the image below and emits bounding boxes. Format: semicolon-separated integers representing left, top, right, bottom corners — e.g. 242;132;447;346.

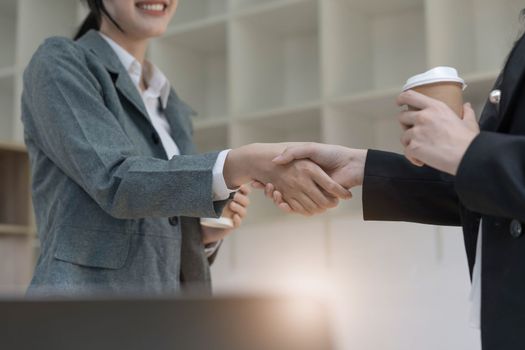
0;295;333;350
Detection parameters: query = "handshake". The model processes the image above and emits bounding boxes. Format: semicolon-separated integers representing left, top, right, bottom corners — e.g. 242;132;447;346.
223;143;368;216
223;84;481;216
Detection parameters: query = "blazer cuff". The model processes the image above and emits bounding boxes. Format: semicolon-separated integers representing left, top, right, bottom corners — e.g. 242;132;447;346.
455;131;499;211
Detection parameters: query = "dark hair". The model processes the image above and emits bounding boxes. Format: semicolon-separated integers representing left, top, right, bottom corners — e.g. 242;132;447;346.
74;0;123;40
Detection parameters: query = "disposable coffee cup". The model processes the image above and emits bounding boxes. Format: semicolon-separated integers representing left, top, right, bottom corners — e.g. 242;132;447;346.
200;205;234;229
403;66;467;118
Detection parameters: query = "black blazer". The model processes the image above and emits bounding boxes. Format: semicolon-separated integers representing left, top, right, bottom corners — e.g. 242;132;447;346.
363;34;525;349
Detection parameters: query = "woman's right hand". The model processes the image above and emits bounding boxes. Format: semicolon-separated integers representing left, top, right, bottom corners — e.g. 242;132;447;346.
253;143;367;214
223;143;351;216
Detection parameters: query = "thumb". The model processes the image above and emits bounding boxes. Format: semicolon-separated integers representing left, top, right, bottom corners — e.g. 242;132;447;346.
272;145;313;165
463;102;477;123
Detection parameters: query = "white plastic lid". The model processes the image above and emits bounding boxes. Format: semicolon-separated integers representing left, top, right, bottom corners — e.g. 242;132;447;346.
403;66;467;91
200;217;234;229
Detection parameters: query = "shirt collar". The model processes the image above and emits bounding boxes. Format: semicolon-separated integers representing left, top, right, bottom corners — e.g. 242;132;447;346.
99;32;170;109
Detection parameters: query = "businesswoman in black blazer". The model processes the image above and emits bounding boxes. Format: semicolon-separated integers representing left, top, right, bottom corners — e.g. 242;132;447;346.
264;13;525;350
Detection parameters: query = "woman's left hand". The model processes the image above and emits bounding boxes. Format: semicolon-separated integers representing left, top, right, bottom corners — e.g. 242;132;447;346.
202;184;251;245
397;90;480;175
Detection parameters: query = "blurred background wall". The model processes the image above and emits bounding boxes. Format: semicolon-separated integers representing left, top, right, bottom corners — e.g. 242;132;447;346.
1;0;523;349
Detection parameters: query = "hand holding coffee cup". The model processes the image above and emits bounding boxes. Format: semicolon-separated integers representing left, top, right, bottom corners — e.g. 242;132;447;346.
201;204;235;229
402;66;467;118
400;67;467;166
201;184;251;231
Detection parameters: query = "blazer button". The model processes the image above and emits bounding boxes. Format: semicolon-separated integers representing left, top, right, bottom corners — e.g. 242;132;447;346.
510;219;522;238
169;217;179;226
151;132;160;145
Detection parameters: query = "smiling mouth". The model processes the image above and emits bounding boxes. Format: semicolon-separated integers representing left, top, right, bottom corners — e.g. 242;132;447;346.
136;1;168;14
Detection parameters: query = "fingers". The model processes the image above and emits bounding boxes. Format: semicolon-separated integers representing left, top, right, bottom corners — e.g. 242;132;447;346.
463;102;477;123
233;191;250;208
397;90;439;110
272;191;293;213
307;184;340;209
295;192;322;216
264;183;275;199
230;200;248;218
229;185;251;226
287;198;310;216
400;127;414;147
238;184;252;195
310;167;351;200
232;214;242;228
278;202;293;213
273;190;284;205
398;110;419;130
272;143;316;165
401;129;425;167
251;181;265;190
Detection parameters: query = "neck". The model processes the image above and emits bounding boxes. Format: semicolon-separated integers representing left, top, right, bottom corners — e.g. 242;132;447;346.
99;25;149;65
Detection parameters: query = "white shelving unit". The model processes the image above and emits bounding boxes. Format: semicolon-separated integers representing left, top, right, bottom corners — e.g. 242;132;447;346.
1;0;513;169
0;1;518;347
322;0;427;98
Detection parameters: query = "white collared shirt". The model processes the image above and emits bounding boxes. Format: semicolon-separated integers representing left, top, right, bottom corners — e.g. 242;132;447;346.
99;32;233;202
469;222;482;330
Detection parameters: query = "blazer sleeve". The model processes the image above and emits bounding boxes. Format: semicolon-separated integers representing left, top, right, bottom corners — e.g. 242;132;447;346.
22;38;227;219
455;131;525;221
363;150;461;226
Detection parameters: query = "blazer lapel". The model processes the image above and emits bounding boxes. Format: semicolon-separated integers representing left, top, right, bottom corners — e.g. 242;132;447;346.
163;90;196;155
496;34;525;130
77;30;151;123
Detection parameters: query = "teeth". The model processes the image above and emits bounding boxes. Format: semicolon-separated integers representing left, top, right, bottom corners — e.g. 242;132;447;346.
139;3;165;11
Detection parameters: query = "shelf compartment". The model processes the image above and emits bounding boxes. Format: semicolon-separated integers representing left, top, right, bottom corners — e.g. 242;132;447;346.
171;0;228;26
0;0;17;70
231;0;320;114
426;0;523;75
0;75;15;142
322;0;427;98
16;0;83;68
231;0;310;12
0;224;34;236
329;87;400;120
0;235;34;294
152;20;229;122
0;147;30;227
192;121;230;154
232;104;322;146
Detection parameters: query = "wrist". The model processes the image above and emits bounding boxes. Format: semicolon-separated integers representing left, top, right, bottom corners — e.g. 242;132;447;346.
450;131;479;176
223;145;252;188
224;143;288;188
350;149;367;187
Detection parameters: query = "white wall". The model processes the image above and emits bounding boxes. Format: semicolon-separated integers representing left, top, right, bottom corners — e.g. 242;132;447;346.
211;216;481;349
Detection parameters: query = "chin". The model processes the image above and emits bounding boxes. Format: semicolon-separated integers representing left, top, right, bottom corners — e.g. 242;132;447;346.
136;26;168;39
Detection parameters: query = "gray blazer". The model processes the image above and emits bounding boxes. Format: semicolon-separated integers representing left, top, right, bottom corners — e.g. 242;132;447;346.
21;30;228;296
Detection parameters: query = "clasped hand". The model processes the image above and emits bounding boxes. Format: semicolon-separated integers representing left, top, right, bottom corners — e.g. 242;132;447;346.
223;143;366;216
224;143;365;216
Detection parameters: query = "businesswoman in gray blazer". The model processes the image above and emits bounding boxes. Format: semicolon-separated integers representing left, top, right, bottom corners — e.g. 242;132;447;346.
22;0;351;296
